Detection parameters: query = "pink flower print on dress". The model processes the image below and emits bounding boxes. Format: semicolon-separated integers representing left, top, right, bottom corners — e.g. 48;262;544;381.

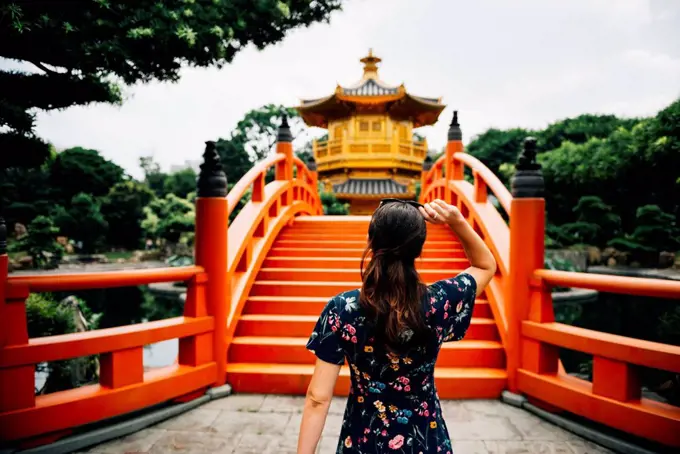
388;435;405;450
456;301;463;313
341;323;356;341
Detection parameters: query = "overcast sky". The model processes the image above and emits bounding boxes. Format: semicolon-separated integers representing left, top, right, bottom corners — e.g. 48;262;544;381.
13;0;680;178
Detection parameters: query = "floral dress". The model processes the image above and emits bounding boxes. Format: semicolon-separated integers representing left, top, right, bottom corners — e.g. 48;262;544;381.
306;273;477;453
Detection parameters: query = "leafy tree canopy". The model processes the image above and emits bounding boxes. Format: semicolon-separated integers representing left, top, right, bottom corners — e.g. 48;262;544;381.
49;147;125;204
537;114;640;152
52;192;109;253
466;128;533;180
0;0;343;168
214;104;308;184
231;104;304;162
101;181;156;249
162;167;196;199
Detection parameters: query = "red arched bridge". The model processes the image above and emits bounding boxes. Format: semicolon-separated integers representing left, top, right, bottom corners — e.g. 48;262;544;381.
1;115;679;451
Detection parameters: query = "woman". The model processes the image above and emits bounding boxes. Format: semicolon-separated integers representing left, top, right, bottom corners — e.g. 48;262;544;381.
297;199;497;453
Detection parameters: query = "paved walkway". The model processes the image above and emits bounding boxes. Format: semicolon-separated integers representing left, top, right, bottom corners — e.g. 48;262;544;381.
79;395;612;453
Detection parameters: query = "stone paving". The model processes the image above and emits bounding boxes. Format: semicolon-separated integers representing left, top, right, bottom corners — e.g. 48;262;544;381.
79;395;613;453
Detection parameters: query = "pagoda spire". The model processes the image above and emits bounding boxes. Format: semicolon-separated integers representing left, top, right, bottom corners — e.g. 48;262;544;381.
360;48;381;80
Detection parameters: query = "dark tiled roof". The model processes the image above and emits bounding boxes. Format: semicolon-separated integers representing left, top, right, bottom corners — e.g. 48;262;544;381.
342;79;399;96
333;178;407;195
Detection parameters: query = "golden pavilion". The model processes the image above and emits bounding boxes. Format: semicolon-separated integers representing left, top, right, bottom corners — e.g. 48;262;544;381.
296;50;446;215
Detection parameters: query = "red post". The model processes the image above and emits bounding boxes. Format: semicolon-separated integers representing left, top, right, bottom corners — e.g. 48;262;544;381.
0;216;35;412
195;142;229;386
473;170;488;203
506;137;546;392
444;111;464;205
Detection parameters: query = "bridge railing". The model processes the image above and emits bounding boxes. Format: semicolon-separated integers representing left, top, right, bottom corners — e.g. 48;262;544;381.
0;117;322;448
419;112;680;448
520;270;680;447
0;263;214;445
420;111;510;350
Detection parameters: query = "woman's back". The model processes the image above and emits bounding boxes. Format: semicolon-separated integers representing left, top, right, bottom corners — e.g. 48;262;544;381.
306;273;477;453
297;199;496;454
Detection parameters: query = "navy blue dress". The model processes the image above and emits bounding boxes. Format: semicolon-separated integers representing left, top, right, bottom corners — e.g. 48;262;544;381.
306;273;477;453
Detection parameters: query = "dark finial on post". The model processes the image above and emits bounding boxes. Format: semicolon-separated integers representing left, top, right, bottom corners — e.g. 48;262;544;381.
511;137;544;198
197;141;228;197
306;155;317;172
447;110;462;141
0;216;6;255
422;154;433;171
277;114;293;143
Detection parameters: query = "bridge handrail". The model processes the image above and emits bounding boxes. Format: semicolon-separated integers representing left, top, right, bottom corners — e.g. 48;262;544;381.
7;266;203;292
522;321;680;374
533;269;680;299
0;315;214;368
419;143;512;352
454;153;512;214
293;156;316;187
227;154;285;216
0;263;214;442
519;270;680;447
423;153;511;214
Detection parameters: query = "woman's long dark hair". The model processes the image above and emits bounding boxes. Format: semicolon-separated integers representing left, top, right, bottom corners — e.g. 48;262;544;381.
360;201;429;352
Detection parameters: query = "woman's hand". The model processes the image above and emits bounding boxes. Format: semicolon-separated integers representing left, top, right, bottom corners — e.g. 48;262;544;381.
419;199;466;228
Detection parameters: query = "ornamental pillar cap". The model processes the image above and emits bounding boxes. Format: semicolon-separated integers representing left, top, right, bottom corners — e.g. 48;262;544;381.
197;141;228;197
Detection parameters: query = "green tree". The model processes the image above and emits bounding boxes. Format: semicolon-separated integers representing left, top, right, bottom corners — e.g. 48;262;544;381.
551;196;622;247
139;156;169;197
320;189;348;215
142;193;194;243
609;205;680;265
233;104;304;161
215;136;253;185
49;147;125;204
1;0;343;169
0;152;54;227
214;104;309;186
538;127;637;226
163;167;197;198
537;114;639;152
52;193;108;253
100;181;156;249
466;128;533;181
13;215;63;269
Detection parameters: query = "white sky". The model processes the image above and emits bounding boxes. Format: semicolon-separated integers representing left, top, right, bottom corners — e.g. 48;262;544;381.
9;0;680;179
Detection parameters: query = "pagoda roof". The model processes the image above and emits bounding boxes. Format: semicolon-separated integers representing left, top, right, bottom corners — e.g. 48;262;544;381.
333;178;408;196
297;50;445;128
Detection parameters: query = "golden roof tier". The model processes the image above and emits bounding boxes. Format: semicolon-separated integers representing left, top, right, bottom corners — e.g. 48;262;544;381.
296;49;446;128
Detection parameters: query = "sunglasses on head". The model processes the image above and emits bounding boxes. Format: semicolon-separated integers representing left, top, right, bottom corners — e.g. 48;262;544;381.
379;198;424;209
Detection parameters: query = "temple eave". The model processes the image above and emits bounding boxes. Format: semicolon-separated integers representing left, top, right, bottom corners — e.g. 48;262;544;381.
296;93;445;128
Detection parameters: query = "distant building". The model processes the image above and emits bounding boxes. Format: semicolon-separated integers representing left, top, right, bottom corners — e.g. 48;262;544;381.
296;50;445;215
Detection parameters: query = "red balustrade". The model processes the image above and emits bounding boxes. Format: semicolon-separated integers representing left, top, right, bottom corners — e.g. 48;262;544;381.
0;131;321;448
419;114;680;448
